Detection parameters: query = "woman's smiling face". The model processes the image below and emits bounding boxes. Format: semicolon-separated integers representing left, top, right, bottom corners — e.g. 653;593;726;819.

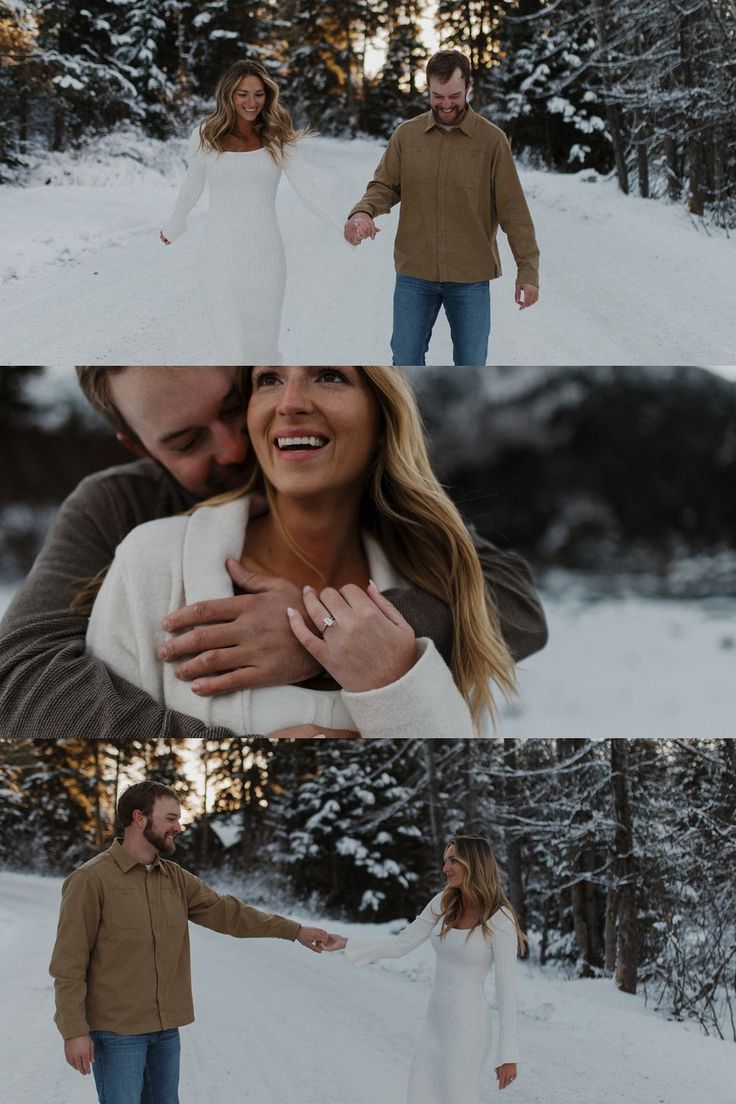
246;367;381;502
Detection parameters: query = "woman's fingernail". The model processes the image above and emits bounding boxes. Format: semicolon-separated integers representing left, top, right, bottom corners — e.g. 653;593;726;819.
162;618;171;631
287;607;296;616
303;585;313;594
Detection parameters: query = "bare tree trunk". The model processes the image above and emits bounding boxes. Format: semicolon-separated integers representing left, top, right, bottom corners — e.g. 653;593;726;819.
591;0;629;194
503;740;527;939
199;745;210;866
604;886;618;973
664;133;681;200
92;741;103;850
611;740;639;994
423;742;445;866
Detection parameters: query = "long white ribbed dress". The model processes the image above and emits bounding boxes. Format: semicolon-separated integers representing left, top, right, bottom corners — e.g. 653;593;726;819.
161;127;341;362
345;894;518;1104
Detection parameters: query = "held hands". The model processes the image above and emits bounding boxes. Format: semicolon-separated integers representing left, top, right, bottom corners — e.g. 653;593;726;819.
296;925;332;953
495;1063;518;1090
287;582;417;693
65;1035;94;1076
514;282;538;310
320;933;347;952
159;559;322;695
344;212;379;246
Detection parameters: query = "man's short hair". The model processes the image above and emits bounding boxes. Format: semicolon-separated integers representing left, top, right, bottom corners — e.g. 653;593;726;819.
426;49;471;87
76;367;139;441
118;781;180;828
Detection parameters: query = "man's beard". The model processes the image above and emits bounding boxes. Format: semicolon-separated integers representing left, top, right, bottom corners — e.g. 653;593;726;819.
144;824;177;855
432;101;467;128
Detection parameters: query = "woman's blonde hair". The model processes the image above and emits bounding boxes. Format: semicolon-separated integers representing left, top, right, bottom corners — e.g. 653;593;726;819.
212;366;516;730
438;834;527;953
199;59;308;163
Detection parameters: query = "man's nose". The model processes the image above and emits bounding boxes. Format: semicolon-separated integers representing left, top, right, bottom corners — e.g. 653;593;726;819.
212;421;248;465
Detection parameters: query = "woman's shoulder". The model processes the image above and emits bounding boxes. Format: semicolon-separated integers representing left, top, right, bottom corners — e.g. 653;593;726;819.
114;513;191;566
489;905;516;932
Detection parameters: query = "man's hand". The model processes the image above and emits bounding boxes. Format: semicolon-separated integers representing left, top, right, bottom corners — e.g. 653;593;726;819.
64;1035;94;1075
287;582;417;693
296;925;331;953
158;559;321;695
514;283;538;310
344;212;379;246
496;1063;518;1090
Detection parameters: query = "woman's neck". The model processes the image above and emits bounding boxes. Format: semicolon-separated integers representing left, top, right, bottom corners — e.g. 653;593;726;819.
244;496;370;590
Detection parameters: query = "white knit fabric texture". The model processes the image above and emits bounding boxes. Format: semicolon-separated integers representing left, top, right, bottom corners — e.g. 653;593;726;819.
346;894;519;1101
161;126;342;362
85;497;475;738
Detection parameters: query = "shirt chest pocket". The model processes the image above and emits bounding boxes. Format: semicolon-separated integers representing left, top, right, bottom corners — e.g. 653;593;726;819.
402;146;435;188
447;149;486;191
164;889;187;927
109;889;147;929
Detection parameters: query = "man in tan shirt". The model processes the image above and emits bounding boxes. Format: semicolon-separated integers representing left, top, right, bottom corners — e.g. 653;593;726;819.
345;49;540;366
49;780;329;1104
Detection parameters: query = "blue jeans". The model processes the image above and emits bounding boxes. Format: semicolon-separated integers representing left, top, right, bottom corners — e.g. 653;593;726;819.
391;274;491;365
90;1029;180;1104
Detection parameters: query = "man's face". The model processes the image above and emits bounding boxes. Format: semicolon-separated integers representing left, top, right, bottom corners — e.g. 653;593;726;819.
109;367;251;497
429;68;469;127
143;797;183;856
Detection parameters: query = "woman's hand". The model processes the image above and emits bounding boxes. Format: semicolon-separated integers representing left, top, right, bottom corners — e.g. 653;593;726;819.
321;933;347;952
495;1063;517;1090
159;230;171;245
286;582;417;693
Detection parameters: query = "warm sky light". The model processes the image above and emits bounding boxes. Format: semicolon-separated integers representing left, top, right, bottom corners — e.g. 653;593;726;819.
364;8;440;79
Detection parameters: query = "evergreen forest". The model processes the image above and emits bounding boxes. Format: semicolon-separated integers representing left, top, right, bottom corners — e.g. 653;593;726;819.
1;1;735;224
1;736;733;1042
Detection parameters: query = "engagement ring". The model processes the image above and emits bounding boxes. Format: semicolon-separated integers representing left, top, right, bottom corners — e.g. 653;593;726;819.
321;615;336;632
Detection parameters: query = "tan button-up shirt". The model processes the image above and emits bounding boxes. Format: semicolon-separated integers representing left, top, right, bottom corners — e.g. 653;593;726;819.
49;840;300;1039
349;107;540;286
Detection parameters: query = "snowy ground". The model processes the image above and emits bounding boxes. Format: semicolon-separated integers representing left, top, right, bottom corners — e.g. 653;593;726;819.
1;871;732;1104
497;580;736;740
1;130;734;366
1;578;734;739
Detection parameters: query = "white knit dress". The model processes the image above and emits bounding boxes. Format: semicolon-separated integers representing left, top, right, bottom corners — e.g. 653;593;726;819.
161;127;341;362
346;894;518;1104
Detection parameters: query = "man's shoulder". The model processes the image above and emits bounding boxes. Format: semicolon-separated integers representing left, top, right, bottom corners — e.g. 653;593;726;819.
392;111;433;140
66;459;183;515
469;111;510;147
63;848;113;887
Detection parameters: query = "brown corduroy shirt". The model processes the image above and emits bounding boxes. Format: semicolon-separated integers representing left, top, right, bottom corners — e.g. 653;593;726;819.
349;107;540;287
49;840;300;1039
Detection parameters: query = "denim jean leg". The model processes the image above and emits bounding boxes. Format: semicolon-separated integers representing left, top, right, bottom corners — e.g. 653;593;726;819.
391;275;443;365
441;281;491;365
141;1029;181;1104
91;1031;148;1104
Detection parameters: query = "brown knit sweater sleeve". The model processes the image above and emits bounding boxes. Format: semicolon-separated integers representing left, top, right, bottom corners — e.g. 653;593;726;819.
0;461;236;740
385;532;547;666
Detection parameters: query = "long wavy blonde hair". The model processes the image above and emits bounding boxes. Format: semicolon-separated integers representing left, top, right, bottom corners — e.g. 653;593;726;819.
199;59;308;163
438;835;527;952
212;366;516;730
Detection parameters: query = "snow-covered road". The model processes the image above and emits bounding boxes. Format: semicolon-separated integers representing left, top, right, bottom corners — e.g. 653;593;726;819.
1;133;734;366
1;872;732;1103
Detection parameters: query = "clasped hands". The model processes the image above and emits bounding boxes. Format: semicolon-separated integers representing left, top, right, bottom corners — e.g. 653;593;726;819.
157;558;417;729
343;212;379;246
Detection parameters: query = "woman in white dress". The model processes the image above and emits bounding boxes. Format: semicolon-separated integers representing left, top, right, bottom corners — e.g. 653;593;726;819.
85;367;517;738
323;835;524;1102
159;60;342;362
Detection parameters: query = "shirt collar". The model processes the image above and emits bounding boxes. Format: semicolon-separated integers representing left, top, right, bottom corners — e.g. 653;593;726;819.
109;838;166;875
424;104;477;137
